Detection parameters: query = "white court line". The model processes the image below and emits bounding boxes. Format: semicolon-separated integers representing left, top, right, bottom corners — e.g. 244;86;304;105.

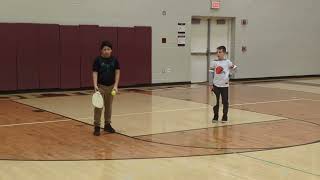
0;119;72;128
78;106;210;120
78;98;305;120
230;98;305;106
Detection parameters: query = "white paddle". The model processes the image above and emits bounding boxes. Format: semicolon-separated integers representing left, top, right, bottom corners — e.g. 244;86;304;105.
92;91;104;108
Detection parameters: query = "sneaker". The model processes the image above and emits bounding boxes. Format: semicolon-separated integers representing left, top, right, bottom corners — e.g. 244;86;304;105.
212;115;219;123
104;123;116;133
221;115;228;123
93;126;101;136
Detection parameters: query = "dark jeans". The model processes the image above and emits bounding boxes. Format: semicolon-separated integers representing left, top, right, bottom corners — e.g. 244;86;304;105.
212;85;229;116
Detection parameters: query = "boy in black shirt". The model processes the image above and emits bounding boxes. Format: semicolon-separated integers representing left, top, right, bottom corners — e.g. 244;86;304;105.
92;41;120;136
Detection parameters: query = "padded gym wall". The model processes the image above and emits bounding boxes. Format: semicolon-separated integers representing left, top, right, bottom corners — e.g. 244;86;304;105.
38;24;60;89
79;25;100;88
0;23;152;91
60;26;81;89
117;27;136;86
16;23;39;90
134;27;152;85
0;23;17;91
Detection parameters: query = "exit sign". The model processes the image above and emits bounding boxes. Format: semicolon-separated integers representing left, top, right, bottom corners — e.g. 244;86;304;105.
211;1;220;9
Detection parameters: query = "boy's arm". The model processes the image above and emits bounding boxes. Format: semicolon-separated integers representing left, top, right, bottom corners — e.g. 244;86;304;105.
113;70;120;92
93;72;99;92
228;60;237;69
209;61;215;89
92;58;99;92
113;59;121;93
209;60;216;70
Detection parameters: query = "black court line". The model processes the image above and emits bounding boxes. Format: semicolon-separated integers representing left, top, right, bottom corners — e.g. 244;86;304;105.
6;101;287;150
4;100;320;180
284;81;320;88
12;99;320;150
139;84;320;126
132;118;287;137
232;79;288;84
238;153;320;177
2;86;320;177
0;100;316;162
125;119;320;150
130;118;320;138
230;103;320;127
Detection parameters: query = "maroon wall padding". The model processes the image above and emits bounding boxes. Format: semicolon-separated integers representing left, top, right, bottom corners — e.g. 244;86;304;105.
117;27;136;86
60;26;81;89
79;25;100;88
0;23;151;91
16;23;39;90
134;27;152;85
0;23;17;91
38;24;60;89
99;27;118;57
145;27;152;84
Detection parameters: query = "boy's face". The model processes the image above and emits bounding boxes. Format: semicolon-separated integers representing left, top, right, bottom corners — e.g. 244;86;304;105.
101;46;112;58
217;49;225;60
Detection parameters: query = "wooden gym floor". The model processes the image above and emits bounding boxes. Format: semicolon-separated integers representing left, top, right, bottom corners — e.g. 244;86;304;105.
0;77;319;180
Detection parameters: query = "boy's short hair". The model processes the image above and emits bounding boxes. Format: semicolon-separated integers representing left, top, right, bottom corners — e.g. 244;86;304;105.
217;46;226;53
100;41;112;50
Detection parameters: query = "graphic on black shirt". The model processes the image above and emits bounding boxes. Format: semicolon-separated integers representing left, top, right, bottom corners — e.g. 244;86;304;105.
92;56;120;86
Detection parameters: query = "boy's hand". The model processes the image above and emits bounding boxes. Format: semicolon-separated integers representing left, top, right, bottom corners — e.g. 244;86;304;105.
210;86;214;92
113;86;118;93
94;85;99;92
230;65;237;69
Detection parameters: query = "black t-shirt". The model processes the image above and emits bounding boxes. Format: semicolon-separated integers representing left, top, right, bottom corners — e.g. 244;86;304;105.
92;56;120;86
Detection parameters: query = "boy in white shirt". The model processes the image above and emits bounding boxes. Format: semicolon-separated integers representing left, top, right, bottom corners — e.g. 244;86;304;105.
210;46;237;122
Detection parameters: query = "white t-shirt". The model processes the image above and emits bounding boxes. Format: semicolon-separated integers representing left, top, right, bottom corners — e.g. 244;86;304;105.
210;59;235;87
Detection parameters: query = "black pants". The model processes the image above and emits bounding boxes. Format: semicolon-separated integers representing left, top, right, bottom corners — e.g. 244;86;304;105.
212;85;229;116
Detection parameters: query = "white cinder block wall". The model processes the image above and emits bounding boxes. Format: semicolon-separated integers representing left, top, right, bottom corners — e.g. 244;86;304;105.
0;0;319;82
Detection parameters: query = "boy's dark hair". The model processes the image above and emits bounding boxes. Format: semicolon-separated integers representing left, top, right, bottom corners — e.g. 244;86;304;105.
217;46;226;53
100;41;112;50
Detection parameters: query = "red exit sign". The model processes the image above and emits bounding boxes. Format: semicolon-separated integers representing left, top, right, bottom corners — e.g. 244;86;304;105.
211;1;220;9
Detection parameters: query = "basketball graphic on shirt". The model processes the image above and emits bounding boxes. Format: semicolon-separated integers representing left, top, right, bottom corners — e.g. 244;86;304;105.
215;66;224;74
